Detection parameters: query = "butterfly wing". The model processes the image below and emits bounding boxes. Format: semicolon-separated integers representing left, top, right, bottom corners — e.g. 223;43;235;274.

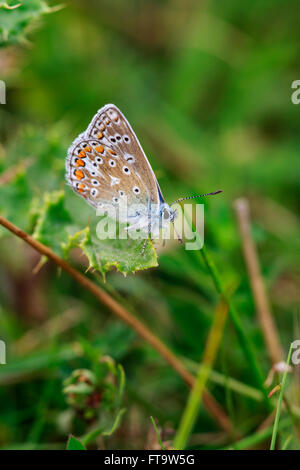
66;104;163;224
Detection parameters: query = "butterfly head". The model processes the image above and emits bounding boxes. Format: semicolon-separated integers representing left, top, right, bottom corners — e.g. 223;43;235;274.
159;203;176;228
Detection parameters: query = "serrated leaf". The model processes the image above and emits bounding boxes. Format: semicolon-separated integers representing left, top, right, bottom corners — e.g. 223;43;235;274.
79;219;158;276
32;190;158;275
66;435;86;450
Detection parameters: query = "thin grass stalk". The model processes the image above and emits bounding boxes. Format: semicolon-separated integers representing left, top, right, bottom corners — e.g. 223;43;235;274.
180;203;270;407
270;343;293;450
173;297;229;449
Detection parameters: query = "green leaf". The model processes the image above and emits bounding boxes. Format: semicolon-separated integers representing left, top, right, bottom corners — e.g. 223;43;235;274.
0;0;62;46
66;435;86;450
79;219;158;276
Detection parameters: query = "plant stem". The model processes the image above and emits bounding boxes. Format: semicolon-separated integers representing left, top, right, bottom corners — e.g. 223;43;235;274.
173;297;229;449
181;205;270;407
150;416;165;450
234;198;283;364
270;343;293;450
184;359;265;402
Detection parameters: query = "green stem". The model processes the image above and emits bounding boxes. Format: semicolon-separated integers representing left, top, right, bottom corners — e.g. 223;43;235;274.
173;298;228;449
184;358;265;402
150;416;165;450
270;344;293;450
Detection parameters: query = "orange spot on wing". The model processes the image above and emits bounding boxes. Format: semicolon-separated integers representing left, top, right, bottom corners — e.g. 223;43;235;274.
108;149;116;155
78;150;86;158
95;145;104;153
74;169;84;180
77;183;85;193
99;124;105;131
75;158;85;167
97;132;103;139
85;145;91;152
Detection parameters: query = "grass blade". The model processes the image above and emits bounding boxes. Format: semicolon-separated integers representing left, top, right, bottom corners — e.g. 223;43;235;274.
173;297;229;449
150;416;165;450
181;203;270;407
270;343;293;450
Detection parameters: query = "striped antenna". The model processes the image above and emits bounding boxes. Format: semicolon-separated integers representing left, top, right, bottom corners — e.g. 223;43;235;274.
170;190;222;207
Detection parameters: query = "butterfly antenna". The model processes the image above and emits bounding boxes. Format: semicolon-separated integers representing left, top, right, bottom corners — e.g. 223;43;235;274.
170;190;222;207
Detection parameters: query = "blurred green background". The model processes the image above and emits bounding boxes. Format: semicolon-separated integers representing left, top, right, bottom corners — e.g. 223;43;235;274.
0;0;300;450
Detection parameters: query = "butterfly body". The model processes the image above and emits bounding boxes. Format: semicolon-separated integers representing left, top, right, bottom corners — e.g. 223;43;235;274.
66;104;175;238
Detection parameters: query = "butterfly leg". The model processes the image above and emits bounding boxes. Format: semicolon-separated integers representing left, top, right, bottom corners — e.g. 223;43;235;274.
172;220;183;245
141;200;152;255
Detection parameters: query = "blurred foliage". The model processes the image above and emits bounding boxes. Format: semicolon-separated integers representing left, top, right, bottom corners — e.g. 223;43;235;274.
63;353;126;444
0;0;60;47
0;0;300;450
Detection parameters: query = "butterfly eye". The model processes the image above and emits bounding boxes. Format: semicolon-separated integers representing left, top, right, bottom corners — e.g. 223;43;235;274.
115;134;121;141
109;159;116;167
133;186;140;194
110;137;116;143
113;197;119;203
123;166;130;174
92;179;100;186
119;190;124;196
96;157;103;164
163;209;170;220
123;135;130;143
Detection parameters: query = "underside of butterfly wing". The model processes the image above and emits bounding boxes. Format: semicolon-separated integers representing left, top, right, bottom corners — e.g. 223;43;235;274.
66;105;163;220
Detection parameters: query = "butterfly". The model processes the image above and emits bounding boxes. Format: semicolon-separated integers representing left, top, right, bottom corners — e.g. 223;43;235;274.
66;104;221;253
